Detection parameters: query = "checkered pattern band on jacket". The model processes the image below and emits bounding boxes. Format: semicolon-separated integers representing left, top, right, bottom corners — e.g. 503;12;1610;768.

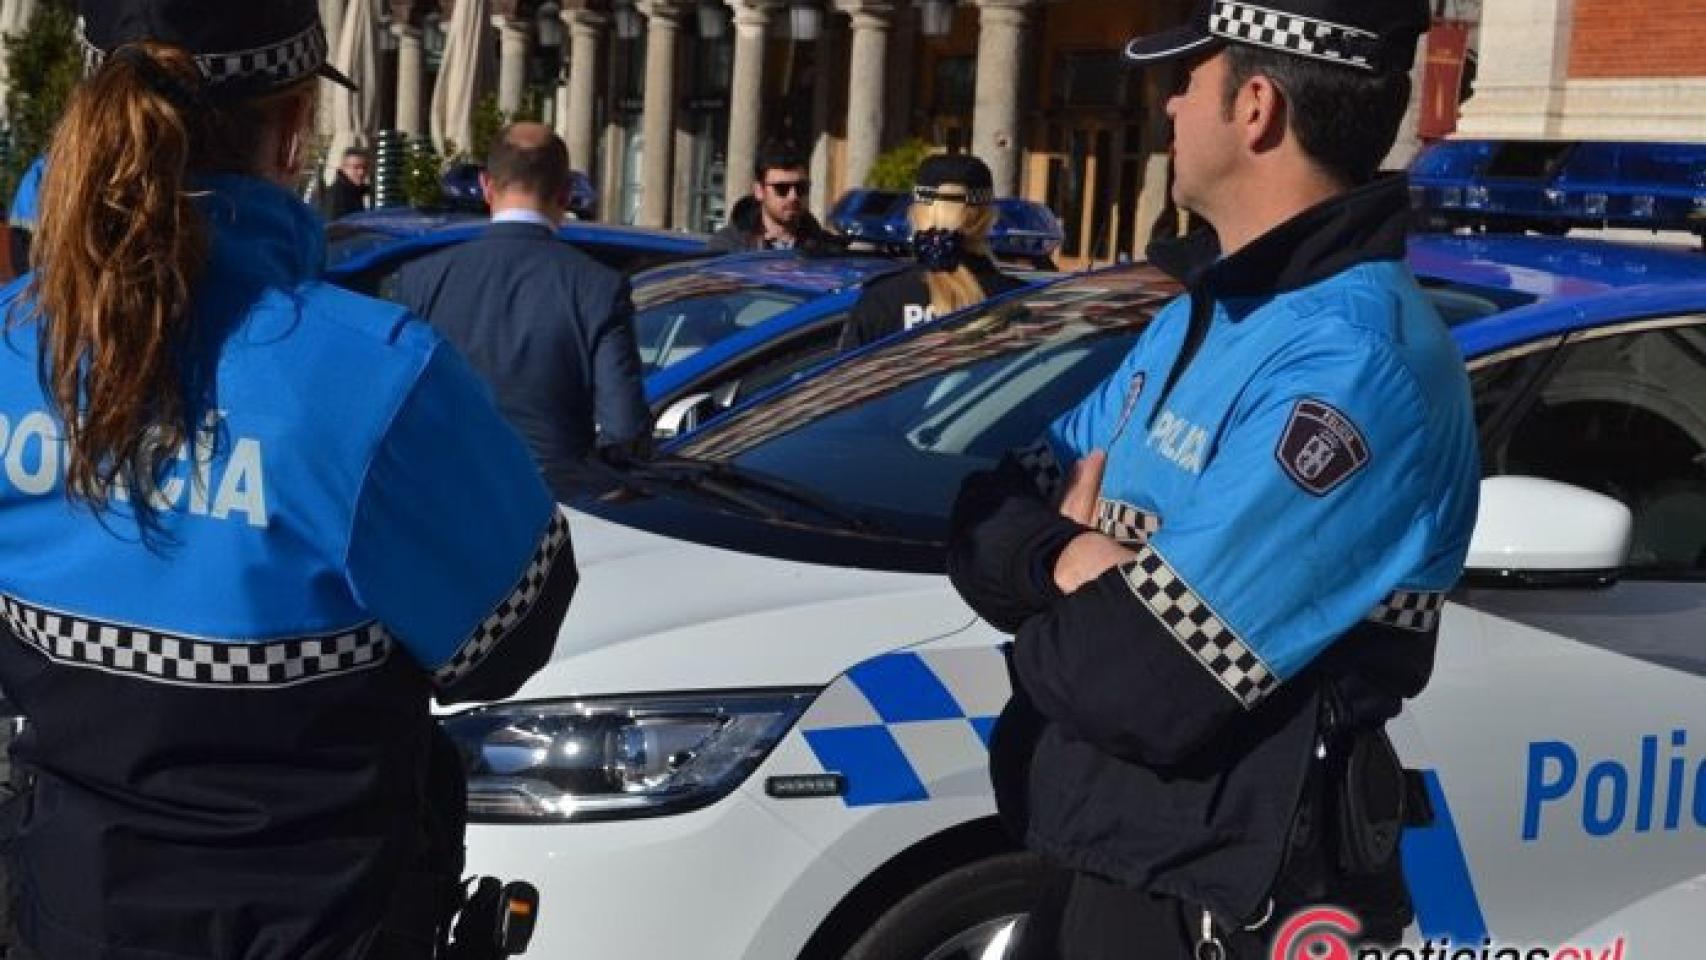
433;511;573;688
1095;498;1162;546
1;595;391;689
78;19;331;90
1209;0;1379;70
1367;589;1447;632
1121;546;1278;709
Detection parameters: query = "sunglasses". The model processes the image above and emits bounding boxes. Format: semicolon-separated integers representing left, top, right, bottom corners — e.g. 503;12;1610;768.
765;180;810;197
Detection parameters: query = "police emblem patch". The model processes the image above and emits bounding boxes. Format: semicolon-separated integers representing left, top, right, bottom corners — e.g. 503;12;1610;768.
1109;372;1147;443
1275;399;1368;496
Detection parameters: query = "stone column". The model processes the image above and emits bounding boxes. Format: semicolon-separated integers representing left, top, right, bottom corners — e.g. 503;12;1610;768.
493;14;532;118
1456;0;1574;138
393;23;427;137
835;0;894;191
809;13;841;219
724;0;778;211
972;0;1033;197
638;0;685;227
560;8;607;173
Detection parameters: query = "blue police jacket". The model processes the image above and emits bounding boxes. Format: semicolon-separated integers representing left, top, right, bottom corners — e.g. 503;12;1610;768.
948;175;1480;924
7;157;43;232
0;176;577;959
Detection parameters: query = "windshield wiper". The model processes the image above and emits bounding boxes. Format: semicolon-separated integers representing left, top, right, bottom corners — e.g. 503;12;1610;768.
634;456;891;536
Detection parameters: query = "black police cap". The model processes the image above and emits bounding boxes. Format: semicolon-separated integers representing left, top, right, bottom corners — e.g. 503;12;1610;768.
1123;0;1430;75
914;154;995;206
78;0;355;96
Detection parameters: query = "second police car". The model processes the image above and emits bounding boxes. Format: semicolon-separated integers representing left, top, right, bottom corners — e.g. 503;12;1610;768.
404;231;1706;959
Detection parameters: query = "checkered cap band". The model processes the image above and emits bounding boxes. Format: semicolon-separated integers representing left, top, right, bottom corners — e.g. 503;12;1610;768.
1;594;390;689
1122;546;1277;709
78;18;331;91
914;185;995;206
1014;440;1065;501
1209;0;1379;71
1367;589;1446;632
1095;498;1162;546
434;511;573;689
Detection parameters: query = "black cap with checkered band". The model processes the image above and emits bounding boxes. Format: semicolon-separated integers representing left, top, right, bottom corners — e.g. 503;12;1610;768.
1122;0;1429;76
77;0;356;98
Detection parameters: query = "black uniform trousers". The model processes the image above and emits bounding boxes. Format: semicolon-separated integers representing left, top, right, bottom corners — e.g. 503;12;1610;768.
1011;869;1273;960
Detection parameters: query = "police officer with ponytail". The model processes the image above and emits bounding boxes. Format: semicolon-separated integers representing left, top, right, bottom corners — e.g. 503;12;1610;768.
0;3;576;957
840;154;1025;351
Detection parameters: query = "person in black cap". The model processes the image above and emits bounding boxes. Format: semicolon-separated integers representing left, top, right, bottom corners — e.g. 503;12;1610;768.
839;153;1026;351
947;2;1481;958
0;2;576;958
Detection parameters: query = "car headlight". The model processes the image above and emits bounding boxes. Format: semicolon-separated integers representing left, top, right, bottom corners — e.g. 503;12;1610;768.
1465;186;1490;209
1441;187;1463;208
442;690;816;823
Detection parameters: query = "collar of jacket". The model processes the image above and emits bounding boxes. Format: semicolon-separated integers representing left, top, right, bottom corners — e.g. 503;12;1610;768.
195;174;327;287
1146;172;1411;302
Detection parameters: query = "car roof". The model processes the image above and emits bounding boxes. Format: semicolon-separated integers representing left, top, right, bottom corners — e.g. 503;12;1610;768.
636;250;911;296
1409;234;1706;353
332;208;696;243
1410;233;1706;296
324;209;707;275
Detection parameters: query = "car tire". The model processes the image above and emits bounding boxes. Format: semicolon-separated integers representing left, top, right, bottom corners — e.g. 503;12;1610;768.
839;852;1052;960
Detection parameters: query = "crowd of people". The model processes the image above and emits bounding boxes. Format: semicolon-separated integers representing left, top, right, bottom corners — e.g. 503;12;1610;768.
0;0;1475;958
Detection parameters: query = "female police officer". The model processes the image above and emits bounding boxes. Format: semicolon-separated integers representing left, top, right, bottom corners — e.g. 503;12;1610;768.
839;154;1025;351
0;3;577;957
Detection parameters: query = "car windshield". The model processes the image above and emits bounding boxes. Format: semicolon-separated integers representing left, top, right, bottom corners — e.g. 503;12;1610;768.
673;268;1181;542
632;278;809;373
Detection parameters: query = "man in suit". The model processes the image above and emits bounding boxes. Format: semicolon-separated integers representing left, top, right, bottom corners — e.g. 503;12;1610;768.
397;123;651;501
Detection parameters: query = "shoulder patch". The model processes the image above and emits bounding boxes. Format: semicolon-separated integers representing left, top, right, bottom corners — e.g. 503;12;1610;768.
1275;399;1369;496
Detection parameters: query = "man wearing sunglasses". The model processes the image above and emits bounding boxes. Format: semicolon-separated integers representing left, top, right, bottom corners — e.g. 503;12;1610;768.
709;142;836;254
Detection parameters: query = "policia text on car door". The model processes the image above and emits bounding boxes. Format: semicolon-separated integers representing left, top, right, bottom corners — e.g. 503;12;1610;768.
0;3;576;958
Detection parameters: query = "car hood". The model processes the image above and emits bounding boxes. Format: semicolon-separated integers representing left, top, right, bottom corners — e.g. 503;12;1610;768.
508;510;978;699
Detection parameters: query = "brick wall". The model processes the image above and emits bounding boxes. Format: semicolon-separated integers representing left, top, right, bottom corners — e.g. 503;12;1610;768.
1570;0;1706;78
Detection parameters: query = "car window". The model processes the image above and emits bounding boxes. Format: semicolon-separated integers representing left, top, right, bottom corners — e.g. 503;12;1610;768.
635;290;807;372
730;314;851;403
1482;317;1706;577
1419;279;1535;326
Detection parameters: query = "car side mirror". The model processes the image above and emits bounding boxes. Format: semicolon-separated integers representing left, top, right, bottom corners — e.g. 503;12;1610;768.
653;392;715;440
1464;476;1633;588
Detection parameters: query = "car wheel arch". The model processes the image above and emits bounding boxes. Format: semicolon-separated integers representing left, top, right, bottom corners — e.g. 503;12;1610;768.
794;815;1022;960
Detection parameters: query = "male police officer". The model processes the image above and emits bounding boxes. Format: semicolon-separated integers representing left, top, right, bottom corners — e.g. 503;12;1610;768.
947;2;1480;957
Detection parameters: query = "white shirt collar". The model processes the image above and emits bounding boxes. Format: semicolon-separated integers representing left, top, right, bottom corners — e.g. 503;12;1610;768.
491;208;559;230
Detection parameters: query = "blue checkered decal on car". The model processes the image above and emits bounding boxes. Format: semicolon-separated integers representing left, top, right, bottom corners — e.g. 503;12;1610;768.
799;647;1010;808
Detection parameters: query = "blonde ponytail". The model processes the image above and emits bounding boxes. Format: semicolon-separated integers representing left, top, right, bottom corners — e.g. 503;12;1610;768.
910;193;999;317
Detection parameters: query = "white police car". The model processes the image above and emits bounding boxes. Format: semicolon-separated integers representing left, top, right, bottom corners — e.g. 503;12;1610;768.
444;234;1706;958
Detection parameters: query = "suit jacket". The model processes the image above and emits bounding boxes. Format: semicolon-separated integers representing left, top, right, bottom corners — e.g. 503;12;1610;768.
396;220;650;501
